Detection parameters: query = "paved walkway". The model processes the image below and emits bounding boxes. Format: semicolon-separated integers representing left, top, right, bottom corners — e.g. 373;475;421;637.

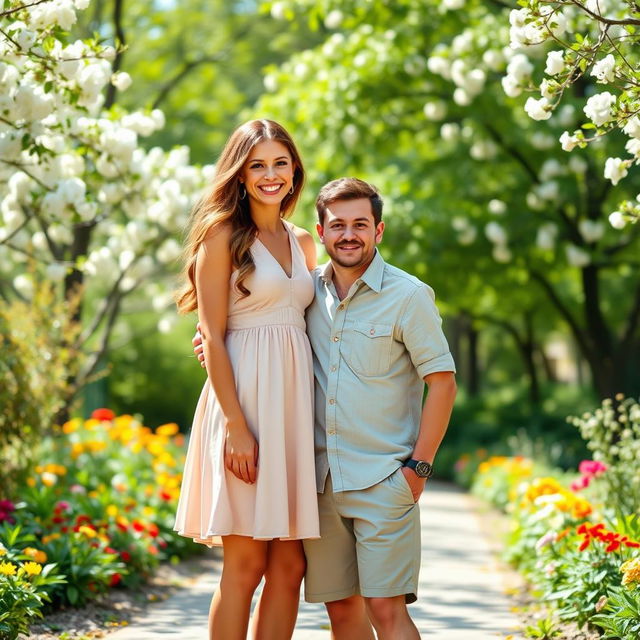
110;481;523;639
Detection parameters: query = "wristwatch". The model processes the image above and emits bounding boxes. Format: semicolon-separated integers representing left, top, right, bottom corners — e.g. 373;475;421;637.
403;458;433;479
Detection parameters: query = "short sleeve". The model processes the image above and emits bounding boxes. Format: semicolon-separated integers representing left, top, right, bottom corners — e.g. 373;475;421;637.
399;284;456;379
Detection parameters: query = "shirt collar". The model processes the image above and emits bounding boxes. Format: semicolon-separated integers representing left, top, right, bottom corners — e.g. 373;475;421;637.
320;249;384;293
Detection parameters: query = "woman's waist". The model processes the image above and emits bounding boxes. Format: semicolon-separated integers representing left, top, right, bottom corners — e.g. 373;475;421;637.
226;307;307;331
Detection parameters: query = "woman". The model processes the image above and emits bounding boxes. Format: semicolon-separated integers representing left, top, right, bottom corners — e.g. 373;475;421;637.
174;119;319;640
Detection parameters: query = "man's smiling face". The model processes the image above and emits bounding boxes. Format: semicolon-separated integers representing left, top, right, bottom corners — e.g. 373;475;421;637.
317;198;385;270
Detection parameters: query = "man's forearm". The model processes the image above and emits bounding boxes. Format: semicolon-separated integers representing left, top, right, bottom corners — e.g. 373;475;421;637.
411;372;457;463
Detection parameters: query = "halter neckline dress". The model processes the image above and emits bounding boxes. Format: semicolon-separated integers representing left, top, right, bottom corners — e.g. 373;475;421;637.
174;221;320;545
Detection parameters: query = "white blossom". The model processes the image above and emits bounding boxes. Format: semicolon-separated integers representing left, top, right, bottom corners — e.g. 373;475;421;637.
423;101;446;121
536;223;557;250
525;97;552;121
440;123;460;142
608;211;626;229
488;199;506;215
591;54;616;83
325;10;344;29
578;219;604;243
485;221;507;245
14;274;34;298
545;51;565;76
603;157;629;185
111;71;132;92
583;92;616;127
559;131;580;152
493;244;512;263
566;244;590;267
623;116;640;139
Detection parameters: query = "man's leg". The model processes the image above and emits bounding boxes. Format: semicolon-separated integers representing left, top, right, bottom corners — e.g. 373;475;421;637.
365;595;420;640
303;474;375;639
352;468;422;638
325;595;375;640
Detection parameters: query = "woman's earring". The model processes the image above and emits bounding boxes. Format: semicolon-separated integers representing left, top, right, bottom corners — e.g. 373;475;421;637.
239;184;246;199
289;184;294;195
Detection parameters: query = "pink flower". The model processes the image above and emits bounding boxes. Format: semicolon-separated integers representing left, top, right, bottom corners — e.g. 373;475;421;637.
570;475;591;492
578;460;607;477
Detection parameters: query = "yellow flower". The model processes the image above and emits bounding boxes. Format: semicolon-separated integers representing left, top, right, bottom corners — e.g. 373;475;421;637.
156;423;179;437
84;418;101;431
621;557;640;586
41;471;57;487
23;547;47;564
71;442;84;459
26;477;36;487
86;440;107;453
62;418;81;434
106;504;118;518
78;525;97;538
42;533;61;544
22;561;42;576
0;562;17;576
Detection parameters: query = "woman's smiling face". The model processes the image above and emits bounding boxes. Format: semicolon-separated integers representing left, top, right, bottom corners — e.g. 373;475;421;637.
240;139;295;207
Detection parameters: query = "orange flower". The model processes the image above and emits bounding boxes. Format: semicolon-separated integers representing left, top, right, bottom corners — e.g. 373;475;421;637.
156;423;179;436
23;547;47;564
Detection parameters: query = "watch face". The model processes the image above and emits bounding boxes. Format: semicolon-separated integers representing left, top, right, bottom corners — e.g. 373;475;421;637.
415;461;432;478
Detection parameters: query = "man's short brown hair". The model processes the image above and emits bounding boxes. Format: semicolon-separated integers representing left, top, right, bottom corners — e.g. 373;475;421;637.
315;178;384;226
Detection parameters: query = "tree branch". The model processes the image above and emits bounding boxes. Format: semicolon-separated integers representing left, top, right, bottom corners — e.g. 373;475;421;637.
151;53;227;109
530;268;592;360
105;0;126;109
620;280;640;354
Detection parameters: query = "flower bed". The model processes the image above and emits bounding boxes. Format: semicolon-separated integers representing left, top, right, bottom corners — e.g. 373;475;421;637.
0;409;199;639
464;396;640;639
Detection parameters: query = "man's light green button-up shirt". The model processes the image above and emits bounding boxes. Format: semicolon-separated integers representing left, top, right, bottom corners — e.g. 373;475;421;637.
306;250;456;493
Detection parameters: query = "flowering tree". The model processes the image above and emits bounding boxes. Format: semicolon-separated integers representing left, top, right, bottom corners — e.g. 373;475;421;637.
0;0;209;411
259;0;640;398
507;0;640;228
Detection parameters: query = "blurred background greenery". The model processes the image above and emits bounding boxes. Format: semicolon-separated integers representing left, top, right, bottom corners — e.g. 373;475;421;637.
66;0;639;473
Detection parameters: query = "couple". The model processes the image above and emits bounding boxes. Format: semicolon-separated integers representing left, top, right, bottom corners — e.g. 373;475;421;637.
174;119;457;640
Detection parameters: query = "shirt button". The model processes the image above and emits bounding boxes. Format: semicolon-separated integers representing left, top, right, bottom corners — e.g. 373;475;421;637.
328;399;335;405
333;336;339;342
369;328;375;335
327;429;336;435
330;365;337;372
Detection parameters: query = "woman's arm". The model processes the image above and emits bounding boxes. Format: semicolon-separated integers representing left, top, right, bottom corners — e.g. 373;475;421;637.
292;225;317;270
195;226;258;484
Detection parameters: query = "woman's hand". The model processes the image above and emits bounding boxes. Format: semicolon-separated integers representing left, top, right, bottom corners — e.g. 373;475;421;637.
224;421;259;484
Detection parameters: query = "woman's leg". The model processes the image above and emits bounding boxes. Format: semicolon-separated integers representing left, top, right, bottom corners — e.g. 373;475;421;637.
250;539;306;640
210;536;268;640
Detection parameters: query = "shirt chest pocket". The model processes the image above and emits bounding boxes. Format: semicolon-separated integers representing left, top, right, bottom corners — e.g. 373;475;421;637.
342;321;394;377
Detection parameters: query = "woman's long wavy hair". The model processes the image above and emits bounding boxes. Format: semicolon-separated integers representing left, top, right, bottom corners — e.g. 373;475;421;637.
176;119;305;313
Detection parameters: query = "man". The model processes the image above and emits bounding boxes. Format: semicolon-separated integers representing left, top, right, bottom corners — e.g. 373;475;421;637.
195;178;456;639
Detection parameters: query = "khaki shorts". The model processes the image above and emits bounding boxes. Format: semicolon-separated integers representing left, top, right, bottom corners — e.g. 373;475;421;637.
303;468;421;604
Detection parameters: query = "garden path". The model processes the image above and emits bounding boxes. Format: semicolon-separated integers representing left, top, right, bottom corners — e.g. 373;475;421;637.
109;481;524;639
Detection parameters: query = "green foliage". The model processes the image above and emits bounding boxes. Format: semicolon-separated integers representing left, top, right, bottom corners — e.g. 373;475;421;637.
0;525;66;640
592;585;640;640
0;283;84;491
524;616;561;639
568;395;640;515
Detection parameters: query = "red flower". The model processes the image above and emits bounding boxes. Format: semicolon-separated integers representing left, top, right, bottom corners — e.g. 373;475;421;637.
158;539;168;549
147;523;159;538
105;547;117;554
159;490;172;502
132;520;145;533
109;573;122;587
148;545;158;555
76;514;92;525
52;516;66;524
120;551;131;563
91;408;115;421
